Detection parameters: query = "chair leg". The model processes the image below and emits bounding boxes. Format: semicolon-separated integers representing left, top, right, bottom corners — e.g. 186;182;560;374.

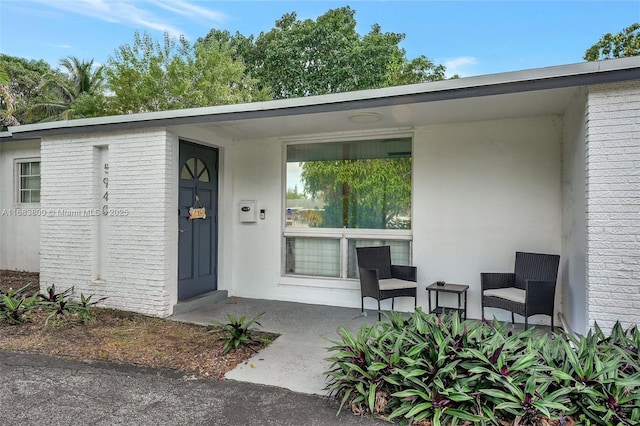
551;314;554;332
377;299;381;321
361;297;364;315
511;312;515;325
524;316;528;331
391;298;395;310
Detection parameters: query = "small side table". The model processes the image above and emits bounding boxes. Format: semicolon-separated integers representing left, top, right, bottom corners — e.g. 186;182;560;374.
426;282;469;320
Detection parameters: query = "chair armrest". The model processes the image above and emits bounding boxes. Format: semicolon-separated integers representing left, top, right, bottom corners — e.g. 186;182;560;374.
481;273;515;291
359;267;381;297
391;265;417;282
525;280;556;302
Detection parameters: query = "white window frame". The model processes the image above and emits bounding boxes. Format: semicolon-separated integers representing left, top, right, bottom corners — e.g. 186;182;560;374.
282;130;414;279
282;228;413;279
15;157;41;206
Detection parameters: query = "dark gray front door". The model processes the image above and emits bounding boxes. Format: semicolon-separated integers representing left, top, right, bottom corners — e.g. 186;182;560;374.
178;141;218;300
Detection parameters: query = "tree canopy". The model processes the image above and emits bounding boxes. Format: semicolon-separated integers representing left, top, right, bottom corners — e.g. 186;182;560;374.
201;6;445;99
104;31;270;114
30;56;106;121
0;55;62;126
4;7;449;124
584;22;640;61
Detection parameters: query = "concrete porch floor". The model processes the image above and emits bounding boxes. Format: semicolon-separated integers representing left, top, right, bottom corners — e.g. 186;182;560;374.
169;297;556;396
170;297;379;395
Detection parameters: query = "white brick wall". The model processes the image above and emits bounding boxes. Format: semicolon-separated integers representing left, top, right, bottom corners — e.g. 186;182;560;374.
586;81;640;332
40;129;177;317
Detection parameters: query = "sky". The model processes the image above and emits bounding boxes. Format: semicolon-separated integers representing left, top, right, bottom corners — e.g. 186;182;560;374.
0;0;639;78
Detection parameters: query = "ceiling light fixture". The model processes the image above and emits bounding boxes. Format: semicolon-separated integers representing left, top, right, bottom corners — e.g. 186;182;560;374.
347;112;383;123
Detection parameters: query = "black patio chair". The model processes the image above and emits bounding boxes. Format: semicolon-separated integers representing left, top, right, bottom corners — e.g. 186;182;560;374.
356;246;417;320
481;251;560;330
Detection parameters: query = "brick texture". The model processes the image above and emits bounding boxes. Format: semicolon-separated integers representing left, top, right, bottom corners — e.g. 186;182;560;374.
586;81;640;331
40;129;176;316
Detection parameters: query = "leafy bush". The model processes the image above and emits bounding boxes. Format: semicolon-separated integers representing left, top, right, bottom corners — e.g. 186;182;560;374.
40;285;107;325
0;284;40;325
209;312;265;354
326;309;640;425
0;283;106;326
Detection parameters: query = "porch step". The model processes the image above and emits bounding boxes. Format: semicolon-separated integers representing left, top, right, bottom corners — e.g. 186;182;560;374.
172;290;228;315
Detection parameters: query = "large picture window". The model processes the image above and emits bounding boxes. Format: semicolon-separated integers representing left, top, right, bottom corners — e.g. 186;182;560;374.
284;137;412;278
17;160;41;204
286;138;411;229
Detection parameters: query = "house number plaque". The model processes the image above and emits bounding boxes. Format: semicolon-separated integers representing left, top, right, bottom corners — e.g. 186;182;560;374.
189;207;206;220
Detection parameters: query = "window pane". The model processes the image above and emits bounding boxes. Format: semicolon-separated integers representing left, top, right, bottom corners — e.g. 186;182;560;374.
182;158;210;182
286;138;411;230
199;168;210;182
285;237;340;277
20;190;31;203
22;176;40;190
18;161;41;204
347;239;411;279
181;165;193;180
196;159;210;182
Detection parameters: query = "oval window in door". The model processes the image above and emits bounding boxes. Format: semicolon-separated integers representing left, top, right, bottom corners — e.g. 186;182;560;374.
180;158;210;182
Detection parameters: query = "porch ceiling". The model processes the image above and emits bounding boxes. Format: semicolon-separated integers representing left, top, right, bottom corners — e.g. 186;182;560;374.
188;86;580;141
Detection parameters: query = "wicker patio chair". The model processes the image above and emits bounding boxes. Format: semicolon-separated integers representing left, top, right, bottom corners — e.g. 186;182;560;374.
481;251;560;330
356;246;417;320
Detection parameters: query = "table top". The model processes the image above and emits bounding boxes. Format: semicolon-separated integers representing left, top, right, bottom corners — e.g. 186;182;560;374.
426;282;469;293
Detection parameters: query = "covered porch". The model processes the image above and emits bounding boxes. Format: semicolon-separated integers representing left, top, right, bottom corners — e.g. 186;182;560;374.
5;57;638;336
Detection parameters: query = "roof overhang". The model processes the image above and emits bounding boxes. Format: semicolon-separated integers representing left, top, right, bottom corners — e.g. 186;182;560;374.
2;56;639;141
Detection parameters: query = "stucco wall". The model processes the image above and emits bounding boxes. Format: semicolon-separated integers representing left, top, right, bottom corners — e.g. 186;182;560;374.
40;129;177;316
561;90;588;335
0;139;41;272
413;116;563;321
586;81;640;332
228;115;563;322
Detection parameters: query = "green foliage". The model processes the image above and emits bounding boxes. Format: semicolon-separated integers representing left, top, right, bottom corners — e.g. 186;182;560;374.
585;22;640;61
326;310;640;425
301;158;411;229
6;7;450;123
0;284;40;325
209;312;264;354
39;284;106;325
105;31;270;114
540;322;640;425
0;54;64;127
201;6;446;99
28;56;106;122
0;283;106;327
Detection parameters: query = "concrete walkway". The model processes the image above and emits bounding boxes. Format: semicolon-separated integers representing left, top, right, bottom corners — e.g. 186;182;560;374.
170;298;379;395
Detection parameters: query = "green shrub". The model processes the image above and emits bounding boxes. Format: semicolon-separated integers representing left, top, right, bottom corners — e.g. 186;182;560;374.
41;285;108;325
0;284;40;325
1;283;106;327
326;309;640;425
209;312;264;354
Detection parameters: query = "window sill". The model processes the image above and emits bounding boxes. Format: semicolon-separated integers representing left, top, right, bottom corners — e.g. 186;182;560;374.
279;275;360;291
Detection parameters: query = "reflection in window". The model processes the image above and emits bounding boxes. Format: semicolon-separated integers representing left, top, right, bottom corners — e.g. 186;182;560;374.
18;161;41;203
181;158;209;182
286;138;412;230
